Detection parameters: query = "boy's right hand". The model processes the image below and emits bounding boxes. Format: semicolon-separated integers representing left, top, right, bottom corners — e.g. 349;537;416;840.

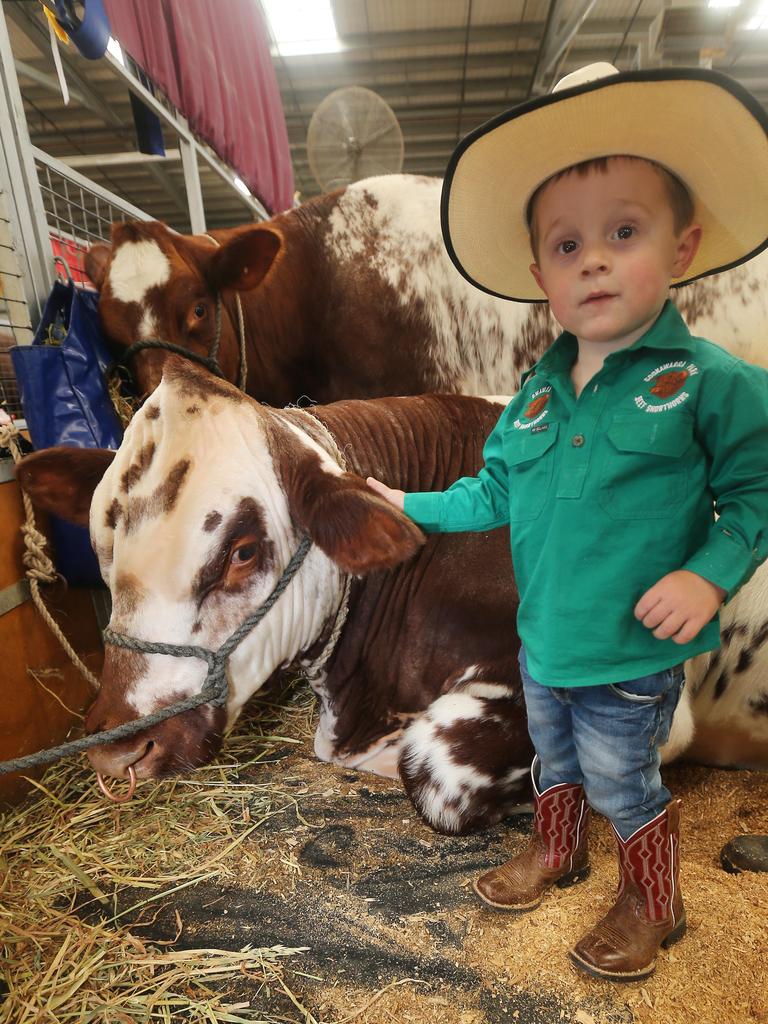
366;476;405;511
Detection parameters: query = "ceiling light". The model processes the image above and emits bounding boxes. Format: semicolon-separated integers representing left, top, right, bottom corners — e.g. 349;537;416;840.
260;0;342;56
746;1;768;27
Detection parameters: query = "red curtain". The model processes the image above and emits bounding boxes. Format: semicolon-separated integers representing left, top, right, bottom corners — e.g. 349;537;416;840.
104;0;294;215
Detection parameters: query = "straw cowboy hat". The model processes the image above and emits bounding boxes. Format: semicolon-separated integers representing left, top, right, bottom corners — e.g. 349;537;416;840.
441;63;768;302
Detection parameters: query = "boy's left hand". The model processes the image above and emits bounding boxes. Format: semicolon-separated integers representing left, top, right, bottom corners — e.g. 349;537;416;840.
634;570;727;645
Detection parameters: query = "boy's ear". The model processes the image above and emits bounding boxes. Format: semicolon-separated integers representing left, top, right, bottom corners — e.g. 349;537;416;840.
529;263;546;294
673;224;702;279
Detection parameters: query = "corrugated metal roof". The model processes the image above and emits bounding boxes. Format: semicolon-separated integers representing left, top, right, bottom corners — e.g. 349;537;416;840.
5;0;767;226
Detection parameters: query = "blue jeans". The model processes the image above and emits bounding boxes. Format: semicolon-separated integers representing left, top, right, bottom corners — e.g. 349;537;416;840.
519;647;685;840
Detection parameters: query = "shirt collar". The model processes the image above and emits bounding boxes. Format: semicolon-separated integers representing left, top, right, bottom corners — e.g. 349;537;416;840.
522;300;695;386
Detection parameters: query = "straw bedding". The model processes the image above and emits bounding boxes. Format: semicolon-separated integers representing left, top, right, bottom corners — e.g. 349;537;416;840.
1;677;766;1024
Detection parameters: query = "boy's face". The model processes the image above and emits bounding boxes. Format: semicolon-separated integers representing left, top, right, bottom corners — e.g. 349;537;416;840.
529;158;701;348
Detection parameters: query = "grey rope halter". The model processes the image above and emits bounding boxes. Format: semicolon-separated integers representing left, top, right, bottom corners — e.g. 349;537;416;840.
0;535;311;777
122;292;233;381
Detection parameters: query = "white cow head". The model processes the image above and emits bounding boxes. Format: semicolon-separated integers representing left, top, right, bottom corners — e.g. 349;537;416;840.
17;358;423;780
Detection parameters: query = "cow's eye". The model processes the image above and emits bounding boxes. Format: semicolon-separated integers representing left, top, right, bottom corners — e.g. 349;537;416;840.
193;302;206;319
231;541;258;565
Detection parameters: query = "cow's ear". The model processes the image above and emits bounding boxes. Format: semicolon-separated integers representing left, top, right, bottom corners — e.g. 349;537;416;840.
85;243;112;290
207;226;282;293
15;447;115;527
279;447;425;575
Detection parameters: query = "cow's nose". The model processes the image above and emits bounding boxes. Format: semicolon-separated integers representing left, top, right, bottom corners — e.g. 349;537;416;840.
87;739;153;778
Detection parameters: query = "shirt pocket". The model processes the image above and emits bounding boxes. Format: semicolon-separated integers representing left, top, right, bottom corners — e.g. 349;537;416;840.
503;423;559;522
598;414;693;521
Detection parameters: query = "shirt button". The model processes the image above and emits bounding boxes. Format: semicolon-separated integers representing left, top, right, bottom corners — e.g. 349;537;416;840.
572;434;585;447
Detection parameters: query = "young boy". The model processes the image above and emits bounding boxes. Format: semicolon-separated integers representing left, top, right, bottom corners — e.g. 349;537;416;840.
367;64;768;981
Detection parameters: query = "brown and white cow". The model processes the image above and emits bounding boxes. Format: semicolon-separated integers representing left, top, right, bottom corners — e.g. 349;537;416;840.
17;358;535;834
84;174;768;406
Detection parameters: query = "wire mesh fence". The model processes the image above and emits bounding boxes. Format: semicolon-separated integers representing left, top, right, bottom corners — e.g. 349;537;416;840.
34;149;151;286
0;151;151;420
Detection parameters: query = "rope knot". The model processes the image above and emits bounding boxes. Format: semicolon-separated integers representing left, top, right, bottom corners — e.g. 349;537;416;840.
20;522;61;584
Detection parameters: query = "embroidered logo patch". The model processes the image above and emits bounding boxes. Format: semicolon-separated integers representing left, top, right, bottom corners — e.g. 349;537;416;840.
514;386;552;429
650;370;688;398
634;361;699;412
525;393;549;419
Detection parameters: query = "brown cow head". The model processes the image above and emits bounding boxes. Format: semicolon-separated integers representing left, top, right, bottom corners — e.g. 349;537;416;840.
85;220;282;397
16;359;423;783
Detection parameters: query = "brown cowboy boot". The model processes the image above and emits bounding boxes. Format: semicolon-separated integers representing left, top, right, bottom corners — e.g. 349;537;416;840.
570;800;686;981
474;759;590;911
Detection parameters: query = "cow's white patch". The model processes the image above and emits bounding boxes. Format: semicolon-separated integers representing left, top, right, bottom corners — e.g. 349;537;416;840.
427;691;485;727
279;415;344;477
501;765;530;787
108;239;171;304
138;308;159;340
463;681;517;701
453;664;480;687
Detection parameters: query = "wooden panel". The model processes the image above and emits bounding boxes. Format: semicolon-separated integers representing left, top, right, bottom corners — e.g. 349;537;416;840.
0;465;103;805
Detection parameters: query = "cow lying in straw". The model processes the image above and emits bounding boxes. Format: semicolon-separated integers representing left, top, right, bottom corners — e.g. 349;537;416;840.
18;358;536;833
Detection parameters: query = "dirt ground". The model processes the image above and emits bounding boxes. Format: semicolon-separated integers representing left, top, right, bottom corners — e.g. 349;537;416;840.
58;737;768;1024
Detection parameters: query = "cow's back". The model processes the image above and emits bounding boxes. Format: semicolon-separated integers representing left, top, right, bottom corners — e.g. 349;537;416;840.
313;177;553;398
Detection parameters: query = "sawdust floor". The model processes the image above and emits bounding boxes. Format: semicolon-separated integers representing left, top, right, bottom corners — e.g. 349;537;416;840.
69;727;768;1024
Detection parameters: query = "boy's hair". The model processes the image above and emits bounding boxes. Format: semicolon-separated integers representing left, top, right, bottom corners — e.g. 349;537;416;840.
527;156;695;261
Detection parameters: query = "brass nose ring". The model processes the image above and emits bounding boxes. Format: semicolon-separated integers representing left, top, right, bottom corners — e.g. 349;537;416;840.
96;764;137;803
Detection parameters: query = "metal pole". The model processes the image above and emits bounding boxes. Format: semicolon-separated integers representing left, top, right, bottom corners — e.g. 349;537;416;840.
179;135;207;234
0;2;55;333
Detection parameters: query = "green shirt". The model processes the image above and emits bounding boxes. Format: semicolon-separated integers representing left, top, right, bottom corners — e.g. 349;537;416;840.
403;301;768;686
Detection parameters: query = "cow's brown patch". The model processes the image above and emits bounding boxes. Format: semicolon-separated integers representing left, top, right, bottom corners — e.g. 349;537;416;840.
722;622;749;646
105;497;123;530
85;646;150;736
515;303;555;374
203;511;222;532
748;692;768;715
120;442;156;493
112;572;145;617
191;496;275;606
144;404;161;420
163;357;245;404
123;458;191;534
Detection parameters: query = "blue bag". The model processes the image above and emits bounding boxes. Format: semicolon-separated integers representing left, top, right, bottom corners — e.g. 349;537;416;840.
10;263;123;586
